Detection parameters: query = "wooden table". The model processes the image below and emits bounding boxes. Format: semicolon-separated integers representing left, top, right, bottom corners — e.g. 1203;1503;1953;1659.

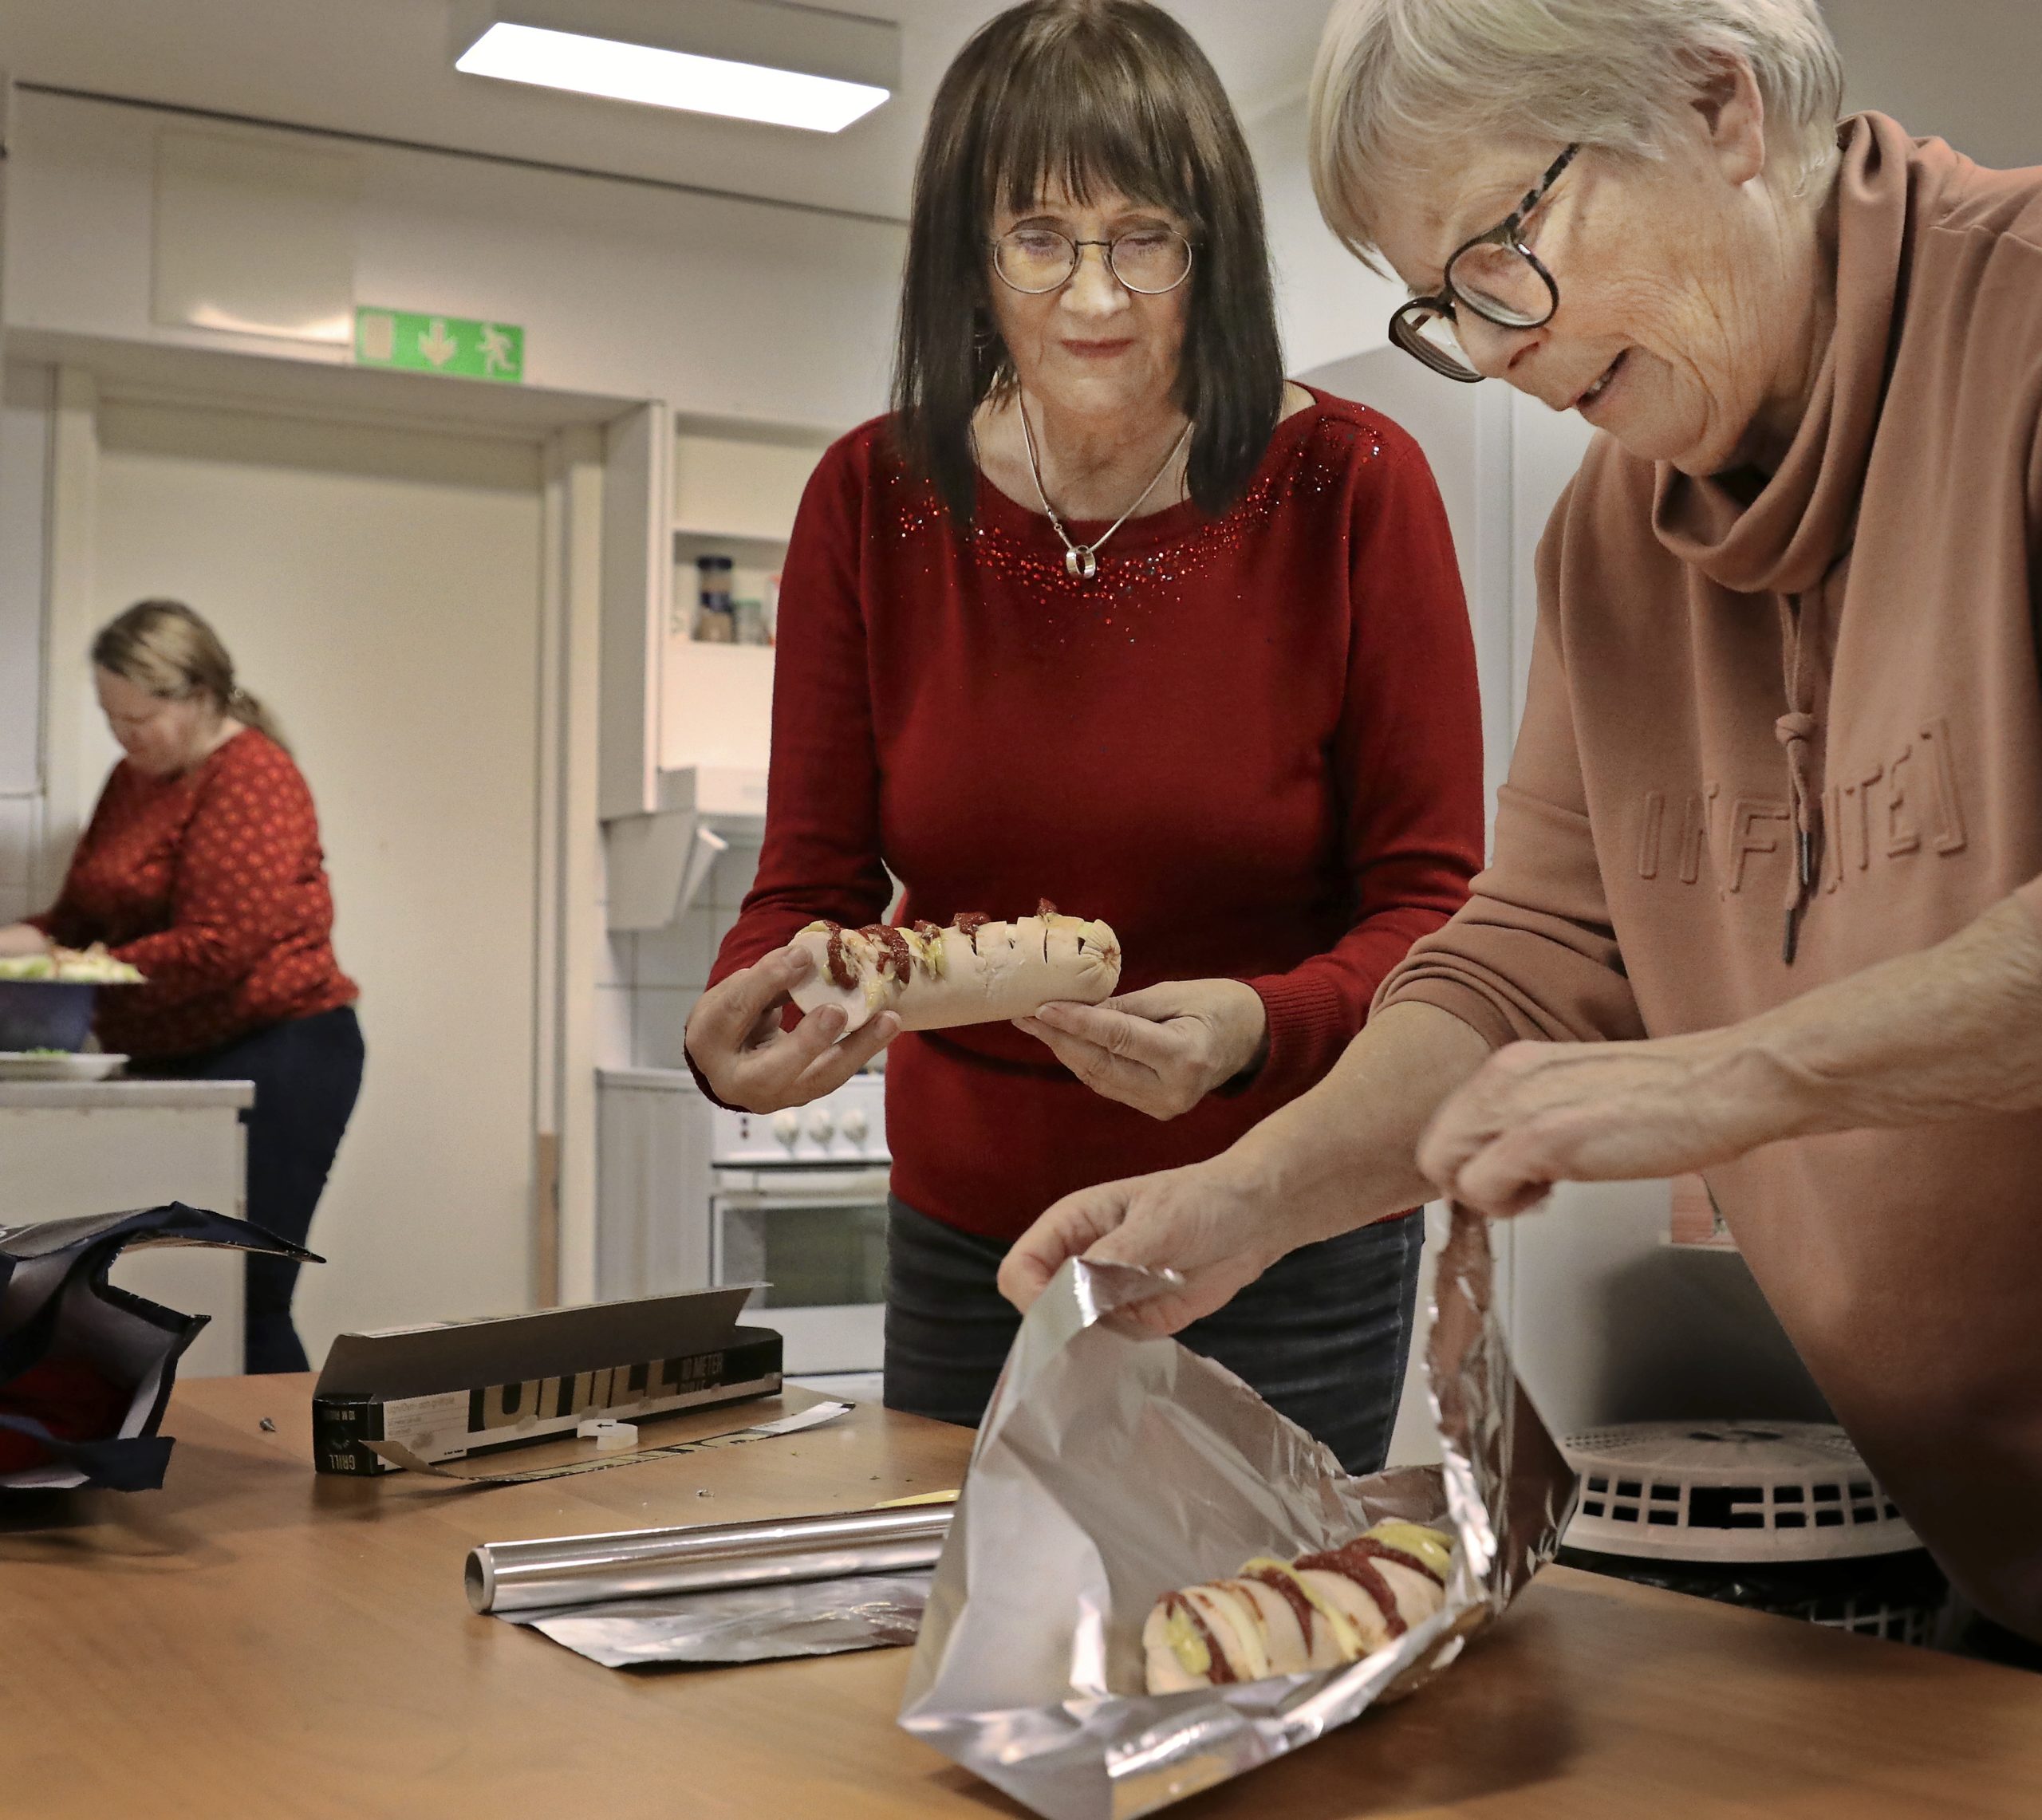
4;1377;2040;1819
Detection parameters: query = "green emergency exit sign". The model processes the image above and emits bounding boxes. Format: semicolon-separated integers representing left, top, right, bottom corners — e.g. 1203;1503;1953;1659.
353;307;525;383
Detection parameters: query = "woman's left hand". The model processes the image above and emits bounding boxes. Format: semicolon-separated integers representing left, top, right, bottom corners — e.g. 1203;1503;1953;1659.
1016;978;1269;1121
1416;1030;1799;1219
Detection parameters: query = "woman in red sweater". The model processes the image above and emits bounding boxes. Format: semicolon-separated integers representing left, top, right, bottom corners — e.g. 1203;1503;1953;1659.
0;601;362;1374
684;0;1484;1467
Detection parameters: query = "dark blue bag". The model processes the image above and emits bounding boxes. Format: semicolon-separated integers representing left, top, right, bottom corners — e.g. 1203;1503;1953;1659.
0;1203;319;1491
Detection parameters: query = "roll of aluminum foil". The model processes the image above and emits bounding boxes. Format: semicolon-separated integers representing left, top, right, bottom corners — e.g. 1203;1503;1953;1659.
467;1504;954;1616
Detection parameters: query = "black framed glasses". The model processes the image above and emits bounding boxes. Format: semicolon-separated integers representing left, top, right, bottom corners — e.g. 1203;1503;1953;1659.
989;226;1195;296
1388;144;1579;382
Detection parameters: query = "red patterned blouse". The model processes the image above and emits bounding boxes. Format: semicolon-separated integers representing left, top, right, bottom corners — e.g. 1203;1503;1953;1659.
30;730;357;1061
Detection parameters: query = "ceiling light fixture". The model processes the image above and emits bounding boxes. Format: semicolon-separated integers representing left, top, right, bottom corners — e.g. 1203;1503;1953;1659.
452;1;897;136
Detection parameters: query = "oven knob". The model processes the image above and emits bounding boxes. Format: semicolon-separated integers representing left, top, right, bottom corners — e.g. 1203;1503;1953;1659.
840;1108;869;1144
772;1110;801;1148
805;1109;837;1144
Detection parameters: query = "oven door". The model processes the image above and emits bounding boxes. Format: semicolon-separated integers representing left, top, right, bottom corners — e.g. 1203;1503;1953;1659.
709;1166;890;1376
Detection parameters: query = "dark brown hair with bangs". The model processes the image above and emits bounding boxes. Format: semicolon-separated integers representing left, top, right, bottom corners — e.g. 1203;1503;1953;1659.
891;0;1285;526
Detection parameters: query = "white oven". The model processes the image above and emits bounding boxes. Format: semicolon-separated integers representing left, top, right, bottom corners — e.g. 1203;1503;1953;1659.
596;1066;891;1377
708;1071;889;1374
710;1167;889;1374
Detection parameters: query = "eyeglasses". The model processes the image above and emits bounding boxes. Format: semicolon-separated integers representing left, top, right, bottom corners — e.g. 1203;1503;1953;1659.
989;226;1195;296
1388;144;1579;382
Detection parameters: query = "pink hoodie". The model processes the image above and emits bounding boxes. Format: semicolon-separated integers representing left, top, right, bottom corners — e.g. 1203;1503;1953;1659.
1378;116;2042;1635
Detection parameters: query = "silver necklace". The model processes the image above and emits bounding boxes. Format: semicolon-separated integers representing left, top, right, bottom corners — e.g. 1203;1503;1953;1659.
1018;401;1193;580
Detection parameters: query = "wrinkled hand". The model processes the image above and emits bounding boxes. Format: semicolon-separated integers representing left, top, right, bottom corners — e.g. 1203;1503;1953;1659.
1417;1032;1796;1219
1014;978;1268;1120
998;1155;1279;1334
684;946;897;1114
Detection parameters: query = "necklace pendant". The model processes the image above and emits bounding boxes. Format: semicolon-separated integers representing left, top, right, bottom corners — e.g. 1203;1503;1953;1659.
1066;546;1098;581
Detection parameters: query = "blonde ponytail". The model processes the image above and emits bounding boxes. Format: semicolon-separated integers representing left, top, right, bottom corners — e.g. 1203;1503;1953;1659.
222;680;290;753
91;600;291;755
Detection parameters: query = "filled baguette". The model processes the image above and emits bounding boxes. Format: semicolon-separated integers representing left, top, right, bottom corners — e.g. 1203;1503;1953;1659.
1141;1519;1453;1692
788;900;1121;1037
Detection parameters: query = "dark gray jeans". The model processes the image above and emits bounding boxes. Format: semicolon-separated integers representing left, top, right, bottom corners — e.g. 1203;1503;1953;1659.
882;1196;1425;1475
142;1005;365;1375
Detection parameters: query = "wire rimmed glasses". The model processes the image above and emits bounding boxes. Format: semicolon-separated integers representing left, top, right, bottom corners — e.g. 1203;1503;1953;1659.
1388;143;1579;382
990;226;1195;296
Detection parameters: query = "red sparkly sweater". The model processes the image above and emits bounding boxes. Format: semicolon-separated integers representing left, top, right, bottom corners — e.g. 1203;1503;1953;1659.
30;730;357;1061
706;390;1485;1241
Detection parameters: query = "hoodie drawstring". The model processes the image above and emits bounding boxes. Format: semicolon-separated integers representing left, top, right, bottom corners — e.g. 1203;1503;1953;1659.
1776;593;1819;964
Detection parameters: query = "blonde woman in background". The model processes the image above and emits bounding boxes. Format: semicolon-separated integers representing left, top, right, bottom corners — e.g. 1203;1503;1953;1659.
0;601;362;1373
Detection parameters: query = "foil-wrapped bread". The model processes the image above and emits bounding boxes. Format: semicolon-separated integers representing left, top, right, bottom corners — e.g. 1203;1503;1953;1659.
1141;1520;1453;1692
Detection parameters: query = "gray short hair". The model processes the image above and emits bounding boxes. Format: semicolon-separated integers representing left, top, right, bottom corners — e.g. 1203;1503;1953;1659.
1310;0;1846;262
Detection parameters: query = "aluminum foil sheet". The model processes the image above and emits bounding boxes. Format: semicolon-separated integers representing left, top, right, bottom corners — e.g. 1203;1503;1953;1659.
897;1205;1578;1820
469;1505;954;1616
504;1574;934;1668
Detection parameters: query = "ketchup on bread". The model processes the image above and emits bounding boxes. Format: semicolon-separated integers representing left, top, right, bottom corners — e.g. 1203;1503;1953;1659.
789;904;1120;1038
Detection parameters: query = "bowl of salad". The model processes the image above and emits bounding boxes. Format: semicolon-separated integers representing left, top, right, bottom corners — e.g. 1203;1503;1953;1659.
0;947;146;1051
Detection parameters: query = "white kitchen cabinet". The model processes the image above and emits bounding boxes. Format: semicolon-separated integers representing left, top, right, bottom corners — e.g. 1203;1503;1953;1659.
662;418;831;787
0;1080;252;1377
601;412;831;928
595;1066;712;1302
672;427;819;540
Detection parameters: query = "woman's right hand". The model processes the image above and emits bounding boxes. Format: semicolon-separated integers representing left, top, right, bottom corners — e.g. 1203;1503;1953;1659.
684;944;898;1113
997;1155;1282;1337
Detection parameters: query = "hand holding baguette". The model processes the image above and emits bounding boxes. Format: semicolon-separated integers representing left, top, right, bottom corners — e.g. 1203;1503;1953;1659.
1015;976;1268;1121
684;945;899;1115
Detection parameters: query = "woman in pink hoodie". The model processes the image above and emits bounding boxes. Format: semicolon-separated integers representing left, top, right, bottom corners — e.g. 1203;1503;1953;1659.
1005;0;2042;1649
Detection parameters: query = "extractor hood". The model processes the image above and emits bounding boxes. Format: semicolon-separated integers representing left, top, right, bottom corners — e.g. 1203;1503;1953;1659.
601;764;766;931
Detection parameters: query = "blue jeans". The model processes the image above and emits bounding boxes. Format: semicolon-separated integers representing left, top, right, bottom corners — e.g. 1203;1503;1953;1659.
142;1006;365;1375
883;1196;1425;1475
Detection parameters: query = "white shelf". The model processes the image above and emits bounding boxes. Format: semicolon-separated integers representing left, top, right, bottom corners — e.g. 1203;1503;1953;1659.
661;641;775;774
599;408;825;825
673;428;823;541
674;530;789;561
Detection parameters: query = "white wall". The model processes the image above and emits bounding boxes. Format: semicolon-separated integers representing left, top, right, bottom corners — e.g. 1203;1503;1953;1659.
1246;93;1409;377
5;89;907;431
1302;345;1518;813
1829;0;2042;171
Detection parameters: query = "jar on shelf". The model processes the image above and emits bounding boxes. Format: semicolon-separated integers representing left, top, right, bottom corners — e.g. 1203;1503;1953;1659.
694;553;735;644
